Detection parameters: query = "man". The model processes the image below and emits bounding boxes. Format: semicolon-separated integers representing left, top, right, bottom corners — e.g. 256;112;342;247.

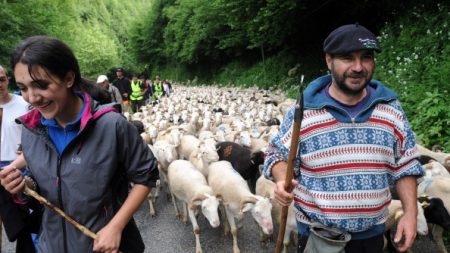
152;75;163;102
0;64;40;253
112;67;131;110
96;74;122;104
129;74;147;113
263;24;424;253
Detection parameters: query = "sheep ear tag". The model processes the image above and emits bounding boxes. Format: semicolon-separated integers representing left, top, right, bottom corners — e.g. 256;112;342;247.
420;201;430;208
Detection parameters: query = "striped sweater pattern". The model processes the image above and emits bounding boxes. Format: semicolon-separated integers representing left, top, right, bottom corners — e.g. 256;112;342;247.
264;99;424;233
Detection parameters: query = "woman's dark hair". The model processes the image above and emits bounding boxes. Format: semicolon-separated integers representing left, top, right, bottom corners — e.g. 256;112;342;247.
10;35;110;104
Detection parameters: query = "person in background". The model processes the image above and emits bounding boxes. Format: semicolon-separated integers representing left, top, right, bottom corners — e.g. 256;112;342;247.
162;80;170;97
152;75;163;102
0;36;159;253
112;67;131;112
139;75;150;105
96;74;122;105
129;74;146;113
0;64;41;253
145;79;154;104
264;24;424;253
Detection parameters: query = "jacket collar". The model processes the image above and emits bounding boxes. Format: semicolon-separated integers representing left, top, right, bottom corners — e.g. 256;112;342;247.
303;75;398;109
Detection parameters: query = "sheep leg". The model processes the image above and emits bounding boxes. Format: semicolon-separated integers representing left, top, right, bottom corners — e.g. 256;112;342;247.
171;192;181;219
219;204;230;236
188;207;203;253
183;202;189;224
430;224;448;253
147;191;156;217
282;228;291;253
224;207;240;253
154;179;161;199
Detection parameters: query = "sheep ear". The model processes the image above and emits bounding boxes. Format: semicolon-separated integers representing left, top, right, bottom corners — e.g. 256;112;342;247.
394;210;404;220
191;200;203;207
240;203;253;213
239;196;257;213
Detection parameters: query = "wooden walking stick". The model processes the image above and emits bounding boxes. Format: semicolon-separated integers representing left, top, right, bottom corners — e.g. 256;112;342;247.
0;167;98;240
275;76;305;253
22;185;98;240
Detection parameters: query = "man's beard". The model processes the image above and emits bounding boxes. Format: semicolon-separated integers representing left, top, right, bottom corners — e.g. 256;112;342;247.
332;71;372;96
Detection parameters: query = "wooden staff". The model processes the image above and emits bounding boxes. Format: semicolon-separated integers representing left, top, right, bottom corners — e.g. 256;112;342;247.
275;78;305;253
23;185;98;240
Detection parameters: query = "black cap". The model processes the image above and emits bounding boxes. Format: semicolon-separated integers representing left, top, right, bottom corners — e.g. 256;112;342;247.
116;67;124;72
323;24;382;54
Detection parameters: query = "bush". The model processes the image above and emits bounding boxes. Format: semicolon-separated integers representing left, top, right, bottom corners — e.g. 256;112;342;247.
375;2;450;150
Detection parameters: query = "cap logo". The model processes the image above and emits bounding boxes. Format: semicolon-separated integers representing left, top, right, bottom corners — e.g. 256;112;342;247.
358;38;379;49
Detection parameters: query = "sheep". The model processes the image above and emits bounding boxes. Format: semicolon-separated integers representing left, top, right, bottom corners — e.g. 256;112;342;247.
151;140;178;201
237;131;268;153
385;212;440;253
216;141;264;193
178;135;201;160
189;139;220;177
168;160;220;253
417;144;450;170
422;161;450;178
417;176;450;253
156;127;183;147
255;175;297;253
385;200;428;235
208;161;273;253
417;195;450;231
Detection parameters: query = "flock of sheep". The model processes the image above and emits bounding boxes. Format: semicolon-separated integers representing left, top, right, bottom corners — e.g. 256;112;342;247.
124;84;450;253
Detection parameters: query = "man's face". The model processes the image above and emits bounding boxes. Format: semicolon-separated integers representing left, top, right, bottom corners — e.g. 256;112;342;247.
0;68;9;100
102;80;109;89
116;71;123;78
326;50;375;96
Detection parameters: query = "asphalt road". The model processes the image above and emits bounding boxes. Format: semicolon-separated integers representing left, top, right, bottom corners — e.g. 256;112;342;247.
1;186;297;253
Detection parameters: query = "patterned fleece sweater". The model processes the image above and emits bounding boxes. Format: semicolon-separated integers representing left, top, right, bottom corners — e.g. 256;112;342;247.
263;75;424;234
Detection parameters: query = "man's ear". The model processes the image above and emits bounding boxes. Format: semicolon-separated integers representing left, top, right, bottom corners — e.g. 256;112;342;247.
65;71;75;88
325;53;334;70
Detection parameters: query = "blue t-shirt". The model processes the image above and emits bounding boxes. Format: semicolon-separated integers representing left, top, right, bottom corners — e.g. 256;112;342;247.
41;95;85;155
321;84;373;118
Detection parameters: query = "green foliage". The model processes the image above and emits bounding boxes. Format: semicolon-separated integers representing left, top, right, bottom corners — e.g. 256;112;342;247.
0;0;151;78
375;2;450;150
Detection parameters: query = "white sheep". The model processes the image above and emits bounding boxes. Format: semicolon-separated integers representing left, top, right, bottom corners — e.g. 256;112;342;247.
168;160;220;253
208;161;273;253
255;175;297;253
417;144;450;170
178;135;201;160
423;161;450;178
189;140;220;177
151;140;178;200
385;199;428;235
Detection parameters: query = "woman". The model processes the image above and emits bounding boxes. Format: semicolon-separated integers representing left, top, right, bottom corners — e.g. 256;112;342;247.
0;36;159;253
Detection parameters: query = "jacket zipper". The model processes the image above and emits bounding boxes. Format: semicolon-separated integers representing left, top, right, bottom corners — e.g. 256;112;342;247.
57;157;69;253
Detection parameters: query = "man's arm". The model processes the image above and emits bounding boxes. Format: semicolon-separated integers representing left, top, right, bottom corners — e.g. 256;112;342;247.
393;176;418;252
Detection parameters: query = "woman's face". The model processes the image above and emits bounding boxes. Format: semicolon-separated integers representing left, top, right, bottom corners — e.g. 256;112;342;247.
14;62;74;121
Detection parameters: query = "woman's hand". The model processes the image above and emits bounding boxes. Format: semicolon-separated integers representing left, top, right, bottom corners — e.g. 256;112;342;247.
0;165;25;195
93;223;122;253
